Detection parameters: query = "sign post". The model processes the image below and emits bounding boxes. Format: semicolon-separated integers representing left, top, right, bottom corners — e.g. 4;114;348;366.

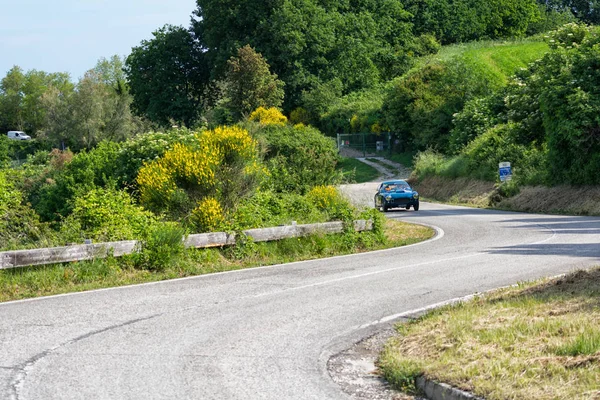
499;162;512;182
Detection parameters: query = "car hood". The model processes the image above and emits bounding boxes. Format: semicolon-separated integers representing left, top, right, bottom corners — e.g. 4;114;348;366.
379;190;416;198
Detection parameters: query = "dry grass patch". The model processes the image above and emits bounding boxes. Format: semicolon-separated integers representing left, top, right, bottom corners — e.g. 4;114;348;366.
497;186;600;216
410;176;495;208
379;268;600;400
412;177;600;217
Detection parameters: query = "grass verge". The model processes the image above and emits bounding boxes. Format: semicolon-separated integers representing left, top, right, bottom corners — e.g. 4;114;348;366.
338;156;380;183
379;268;600;400
0;219;434;303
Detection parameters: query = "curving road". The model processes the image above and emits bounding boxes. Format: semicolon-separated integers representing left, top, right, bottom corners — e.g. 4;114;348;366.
1;192;600;399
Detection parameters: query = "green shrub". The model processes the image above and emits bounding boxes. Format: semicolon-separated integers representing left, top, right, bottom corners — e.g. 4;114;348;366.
411;150;447;179
449;95;504;153
60;187;157;243
229;190;324;230
114;128;198;187
463;123;530;181
257;124;341;194
134;222;186;271
31;141;122;221
0;169;56;250
318;86;387;136
306;185;353;220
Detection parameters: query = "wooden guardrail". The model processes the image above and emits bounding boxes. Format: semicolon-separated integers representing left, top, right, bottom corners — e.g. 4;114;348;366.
0;220;372;270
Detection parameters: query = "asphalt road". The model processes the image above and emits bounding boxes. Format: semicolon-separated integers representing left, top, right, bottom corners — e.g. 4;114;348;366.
2;196;600;399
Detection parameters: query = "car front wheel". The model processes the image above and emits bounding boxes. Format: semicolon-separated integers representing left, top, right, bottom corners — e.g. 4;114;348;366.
414;202;420;211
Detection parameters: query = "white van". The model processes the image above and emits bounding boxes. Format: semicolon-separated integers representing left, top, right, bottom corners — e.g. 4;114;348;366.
7;131;31;140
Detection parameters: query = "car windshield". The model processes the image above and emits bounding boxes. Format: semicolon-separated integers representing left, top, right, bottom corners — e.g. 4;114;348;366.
382;183;410;192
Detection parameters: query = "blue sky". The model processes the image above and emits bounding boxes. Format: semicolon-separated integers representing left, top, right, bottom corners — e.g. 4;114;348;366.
0;0;196;81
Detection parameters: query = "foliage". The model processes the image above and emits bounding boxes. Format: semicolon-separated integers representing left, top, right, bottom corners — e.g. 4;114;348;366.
527;4;577;34
0;58;144;152
190;197;226;233
192;0;425;111
125;24;211;128
383;38;550;153
0;66;73;135
133;222;186;271
318;86;387;136
439;24;600;186
0;169;55;250
449;95;504;153
289;107;311;125
306;185;350;217
405;0;541;44
541;0;600;24
248;107;287;127
60;187;157;243
256;124;340;194
383;58;499;152
113;128;198;187
31;141;122;221
136;126;263;219
223;46;285;120
462;123;531;180
229;190;323;230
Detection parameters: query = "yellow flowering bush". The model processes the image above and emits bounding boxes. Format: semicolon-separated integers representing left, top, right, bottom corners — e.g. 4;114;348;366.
136;126;263;217
307;185;343;211
190;197;225;232
249;107;287;126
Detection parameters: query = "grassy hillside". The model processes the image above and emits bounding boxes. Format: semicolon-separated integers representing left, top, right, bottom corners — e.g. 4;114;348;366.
415;39;549;83
319;38;550;138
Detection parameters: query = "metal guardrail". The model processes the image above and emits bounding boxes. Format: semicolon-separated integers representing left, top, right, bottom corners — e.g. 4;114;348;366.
0;220;373;270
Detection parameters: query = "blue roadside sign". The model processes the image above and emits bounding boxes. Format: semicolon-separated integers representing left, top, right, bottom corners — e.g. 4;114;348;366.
499;162;512;182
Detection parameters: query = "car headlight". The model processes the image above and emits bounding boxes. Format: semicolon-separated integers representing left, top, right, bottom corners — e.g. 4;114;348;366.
385;195;392;201
413;192;419;199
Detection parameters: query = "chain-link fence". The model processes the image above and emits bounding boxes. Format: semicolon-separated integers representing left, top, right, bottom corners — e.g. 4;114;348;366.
336;133;392;157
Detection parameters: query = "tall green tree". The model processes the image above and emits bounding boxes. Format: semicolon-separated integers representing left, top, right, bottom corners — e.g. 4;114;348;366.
125;25;211;127
0;66;74;135
223;45;285;120
0;66;26;132
404;0;541;44
541;0;600;23
192;0;417;111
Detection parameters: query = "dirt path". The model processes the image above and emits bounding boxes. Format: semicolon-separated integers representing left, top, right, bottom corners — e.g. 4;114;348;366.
356;158;412;181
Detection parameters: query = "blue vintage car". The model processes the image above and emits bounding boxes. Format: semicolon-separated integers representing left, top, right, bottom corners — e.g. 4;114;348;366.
374;180;420;212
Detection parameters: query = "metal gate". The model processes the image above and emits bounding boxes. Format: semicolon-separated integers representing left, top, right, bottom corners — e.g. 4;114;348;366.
336;133;392;157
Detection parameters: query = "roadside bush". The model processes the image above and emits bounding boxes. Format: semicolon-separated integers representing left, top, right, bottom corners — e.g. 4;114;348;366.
229;191;324;230
114;129;198;187
59;187;157;243
463;123;530;181
31;141;122;221
318;87;386;136
137;126;264;219
0;169;55;250
133;222;186;271
411;150;447;179
306;185;353;219
289;107;311;126
257;124;340;194
190;197;226;233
